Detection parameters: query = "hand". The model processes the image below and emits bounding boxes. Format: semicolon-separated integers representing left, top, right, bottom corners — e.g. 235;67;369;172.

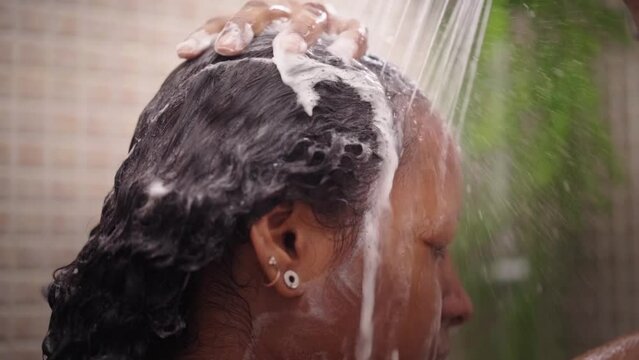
176;1;367;60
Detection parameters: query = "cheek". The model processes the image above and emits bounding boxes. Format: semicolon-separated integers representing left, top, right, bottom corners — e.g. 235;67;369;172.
407;246;442;338
400;241;442;355
372;229;442;356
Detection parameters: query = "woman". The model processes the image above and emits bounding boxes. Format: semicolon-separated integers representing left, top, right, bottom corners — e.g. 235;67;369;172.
43;2;639;359
42;3;472;359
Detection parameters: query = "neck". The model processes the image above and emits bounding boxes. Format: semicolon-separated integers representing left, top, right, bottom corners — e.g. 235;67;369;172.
178;247;273;360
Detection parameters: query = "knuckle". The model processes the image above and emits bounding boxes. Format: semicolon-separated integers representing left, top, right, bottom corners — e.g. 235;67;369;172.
303;2;328;16
359;25;368;37
205;16;228;25
269;5;293;18
296;2;328;27
244;1;269;8
344;18;361;29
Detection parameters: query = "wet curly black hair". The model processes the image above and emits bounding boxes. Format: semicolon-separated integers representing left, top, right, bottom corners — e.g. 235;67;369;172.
42;32;417;360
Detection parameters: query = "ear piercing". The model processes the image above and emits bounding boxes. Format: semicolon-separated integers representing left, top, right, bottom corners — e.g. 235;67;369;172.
264;256;300;289
283;270;300;289
264;256;281;287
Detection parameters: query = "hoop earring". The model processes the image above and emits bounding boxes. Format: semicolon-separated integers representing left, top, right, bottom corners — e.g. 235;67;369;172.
264;256;280;287
283;270;300;289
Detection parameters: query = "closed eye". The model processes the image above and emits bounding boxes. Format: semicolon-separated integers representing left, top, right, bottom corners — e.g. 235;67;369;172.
419;229;449;261
429;243;447;261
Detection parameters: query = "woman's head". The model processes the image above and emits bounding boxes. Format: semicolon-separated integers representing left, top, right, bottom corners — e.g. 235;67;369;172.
43;32;471;360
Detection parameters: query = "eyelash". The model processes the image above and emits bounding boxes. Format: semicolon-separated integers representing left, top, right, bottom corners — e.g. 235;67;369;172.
430;244;447;261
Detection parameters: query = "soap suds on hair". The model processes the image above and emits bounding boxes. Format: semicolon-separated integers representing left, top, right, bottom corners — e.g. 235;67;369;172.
148;180;170;198
327;36;357;64
149;103;170;123
272;34;400;360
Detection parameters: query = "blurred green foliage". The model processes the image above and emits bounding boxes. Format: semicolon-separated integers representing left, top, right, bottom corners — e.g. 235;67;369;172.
454;0;626;359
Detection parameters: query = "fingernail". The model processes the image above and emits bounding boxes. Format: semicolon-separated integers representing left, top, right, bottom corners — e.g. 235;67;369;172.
177;28;217;58
215;22;251;54
176;38;198;57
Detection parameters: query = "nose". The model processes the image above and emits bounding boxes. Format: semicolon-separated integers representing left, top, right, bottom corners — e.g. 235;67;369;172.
440;259;473;327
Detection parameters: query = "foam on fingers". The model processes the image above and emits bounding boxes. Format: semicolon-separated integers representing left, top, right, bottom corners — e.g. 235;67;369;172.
177;29;218;59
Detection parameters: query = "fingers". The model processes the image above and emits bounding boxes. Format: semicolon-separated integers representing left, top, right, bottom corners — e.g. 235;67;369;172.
214;1;269;56
177;2;296;59
215;1;296;56
327;17;368;61
177;1;368;61
273;3;329;54
289;3;329;44
176;17;228;59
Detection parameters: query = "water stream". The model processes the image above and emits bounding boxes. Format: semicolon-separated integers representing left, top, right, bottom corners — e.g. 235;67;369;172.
274;1;492;357
338;1;493;358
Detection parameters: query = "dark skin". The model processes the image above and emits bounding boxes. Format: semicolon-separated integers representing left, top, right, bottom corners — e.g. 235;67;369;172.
177;1;367;60
177;2;639;358
181;102;471;359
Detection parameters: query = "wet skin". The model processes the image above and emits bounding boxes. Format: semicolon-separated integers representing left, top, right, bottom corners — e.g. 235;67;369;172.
177;1;368;60
174;2;639;358
181;102;473;360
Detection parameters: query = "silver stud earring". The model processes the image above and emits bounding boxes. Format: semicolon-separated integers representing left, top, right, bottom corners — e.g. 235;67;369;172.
283;270;300;289
264;256;280;287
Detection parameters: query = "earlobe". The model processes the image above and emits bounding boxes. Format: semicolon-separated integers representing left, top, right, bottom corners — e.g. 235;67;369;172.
282;269;300;289
263;255;300;290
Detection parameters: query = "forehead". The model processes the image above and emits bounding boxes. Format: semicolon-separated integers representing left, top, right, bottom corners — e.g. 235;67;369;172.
390;106;462;238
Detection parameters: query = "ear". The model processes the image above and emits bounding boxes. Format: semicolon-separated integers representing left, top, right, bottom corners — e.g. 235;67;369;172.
250;201;334;298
